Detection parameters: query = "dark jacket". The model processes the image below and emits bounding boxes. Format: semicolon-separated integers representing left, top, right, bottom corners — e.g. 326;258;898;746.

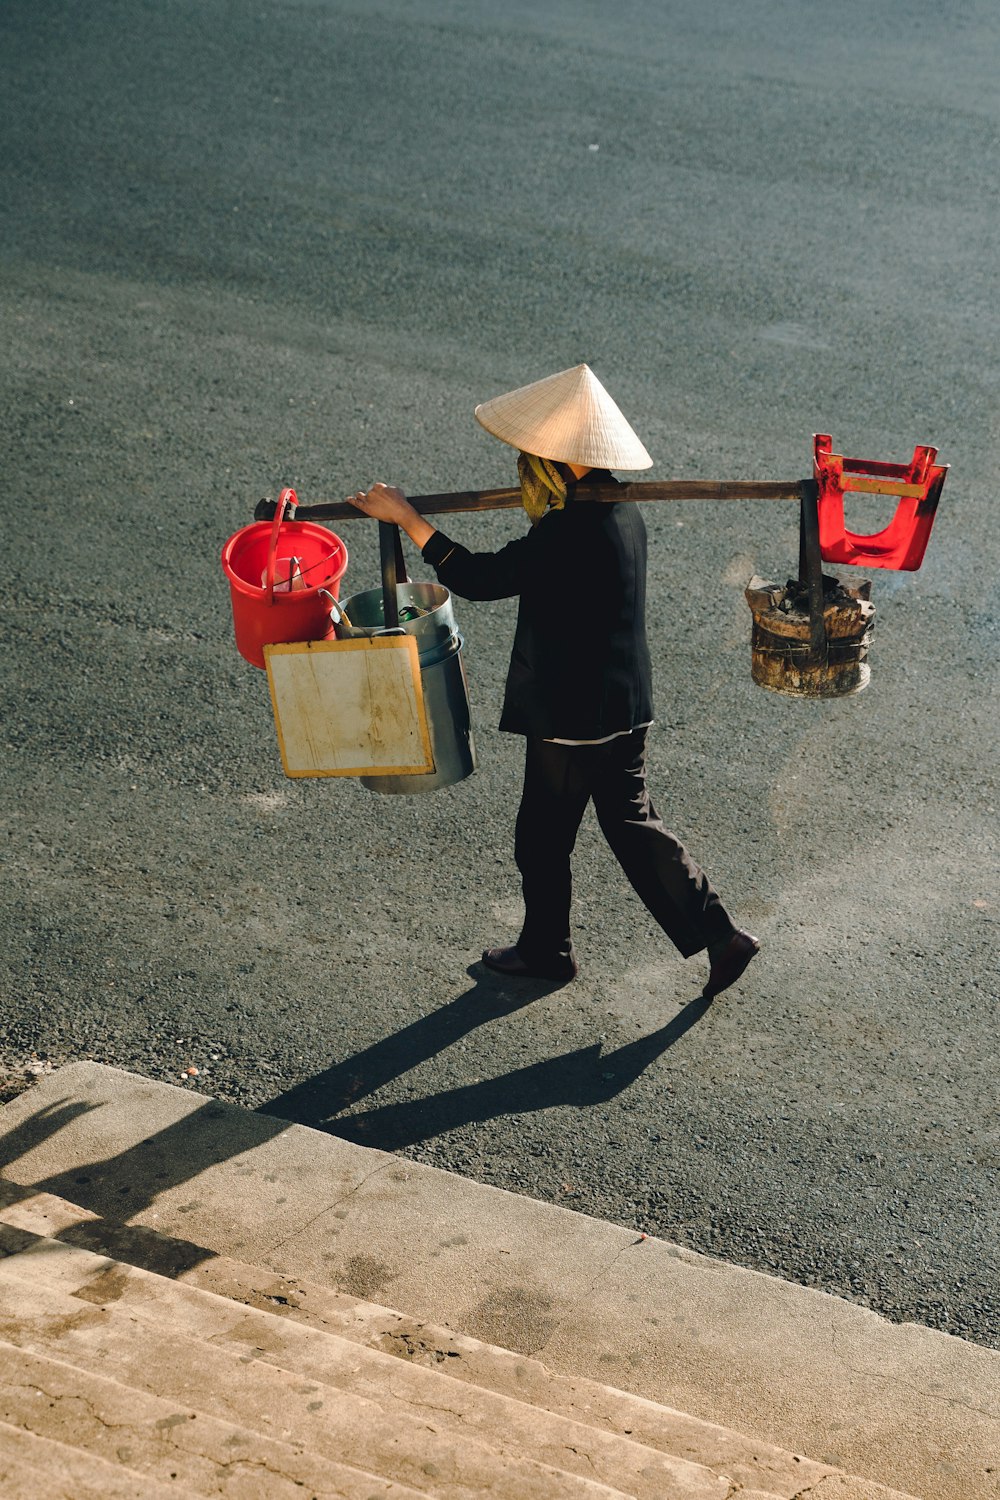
421;472;654;739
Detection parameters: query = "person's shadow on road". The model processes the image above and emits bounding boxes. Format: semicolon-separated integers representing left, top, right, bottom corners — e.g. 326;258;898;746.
257;969;713;1151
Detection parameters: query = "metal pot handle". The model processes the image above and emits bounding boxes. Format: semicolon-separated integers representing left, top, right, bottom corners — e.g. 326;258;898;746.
379;521;409;629
321;590;402;637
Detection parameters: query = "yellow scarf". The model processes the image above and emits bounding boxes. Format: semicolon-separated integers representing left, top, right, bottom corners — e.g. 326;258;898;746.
517;451;568;525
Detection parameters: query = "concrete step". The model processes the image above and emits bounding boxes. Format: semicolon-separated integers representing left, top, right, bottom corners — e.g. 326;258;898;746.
5;1063;995;1499
0;1336;429;1499
0;1415;202;1499
0;1269;639;1500
0;1219;767;1500
0;1190;909;1500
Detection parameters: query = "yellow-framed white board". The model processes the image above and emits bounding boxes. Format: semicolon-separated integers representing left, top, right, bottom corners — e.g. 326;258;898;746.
264;636;434;779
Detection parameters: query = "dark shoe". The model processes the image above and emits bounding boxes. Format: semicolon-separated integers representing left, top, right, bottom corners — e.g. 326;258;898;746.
704;930;760;998
482;945;578;982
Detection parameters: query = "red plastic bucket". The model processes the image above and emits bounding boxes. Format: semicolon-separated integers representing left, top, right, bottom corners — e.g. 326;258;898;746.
221;489;348;668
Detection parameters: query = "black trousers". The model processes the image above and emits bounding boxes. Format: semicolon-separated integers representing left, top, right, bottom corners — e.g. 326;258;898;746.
514;729;734;965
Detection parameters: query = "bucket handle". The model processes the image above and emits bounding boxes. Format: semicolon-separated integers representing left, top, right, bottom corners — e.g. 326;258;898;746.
265;488;298;604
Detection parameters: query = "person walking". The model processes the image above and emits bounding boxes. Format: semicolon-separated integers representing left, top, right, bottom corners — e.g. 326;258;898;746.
347;363;759;997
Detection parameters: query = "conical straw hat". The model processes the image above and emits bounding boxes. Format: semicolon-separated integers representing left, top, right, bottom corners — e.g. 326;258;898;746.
474;363;653;471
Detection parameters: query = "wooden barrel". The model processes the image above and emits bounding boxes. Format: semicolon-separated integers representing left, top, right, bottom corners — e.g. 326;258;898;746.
745;574;875;698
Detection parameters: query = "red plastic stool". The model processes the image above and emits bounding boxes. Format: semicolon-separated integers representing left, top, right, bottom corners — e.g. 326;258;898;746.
814;433;948;571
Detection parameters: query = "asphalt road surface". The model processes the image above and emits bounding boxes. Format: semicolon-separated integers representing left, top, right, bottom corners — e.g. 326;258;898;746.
1;0;997;1349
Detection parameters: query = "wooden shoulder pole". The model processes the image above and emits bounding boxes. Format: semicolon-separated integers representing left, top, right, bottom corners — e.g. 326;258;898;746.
253;479;806;524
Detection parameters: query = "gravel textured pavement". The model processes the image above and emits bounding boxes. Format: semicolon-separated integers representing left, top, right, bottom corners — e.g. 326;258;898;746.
1;0;997;1349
